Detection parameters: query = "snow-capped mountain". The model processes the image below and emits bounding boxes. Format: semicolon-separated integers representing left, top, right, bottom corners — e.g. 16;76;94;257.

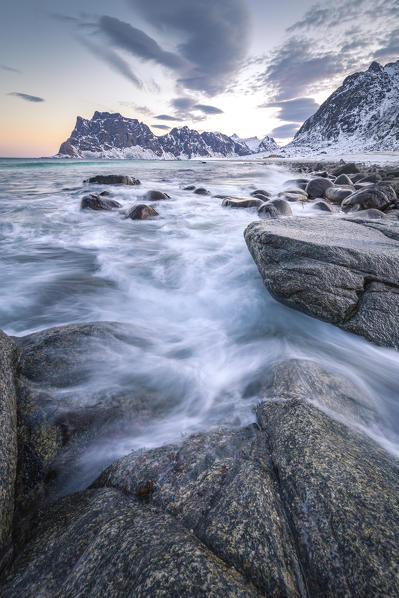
57;112;252;159
287;60;399;154
231;134;278;154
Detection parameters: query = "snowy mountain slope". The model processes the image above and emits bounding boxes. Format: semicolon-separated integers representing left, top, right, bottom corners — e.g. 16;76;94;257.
286;60;399;154
231;134;278;154
57;112;256;159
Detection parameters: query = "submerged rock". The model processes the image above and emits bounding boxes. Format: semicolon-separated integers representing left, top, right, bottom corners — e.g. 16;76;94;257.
312;200;333;212
126;204;159;220
258;198;292;218
84;175;140;185
81;194;121;211
250;189;271;199
193;187;210;196
144;190;170;201
222;198;264;208
244;216;399;349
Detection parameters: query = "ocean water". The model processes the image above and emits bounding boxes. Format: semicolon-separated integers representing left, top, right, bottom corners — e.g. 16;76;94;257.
1;158;398;494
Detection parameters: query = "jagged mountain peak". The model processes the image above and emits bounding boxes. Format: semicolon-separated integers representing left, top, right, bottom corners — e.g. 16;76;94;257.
57;111;279;159
288;59;399;154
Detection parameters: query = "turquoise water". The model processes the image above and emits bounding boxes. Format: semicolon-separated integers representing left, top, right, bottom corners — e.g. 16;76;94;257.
1;158;398;493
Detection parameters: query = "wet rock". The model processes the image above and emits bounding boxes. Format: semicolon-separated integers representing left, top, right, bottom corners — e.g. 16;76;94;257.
278;193;305;203
283;178;309;189
334;174;353;185
258;198;292;218
222;198;264;209
305;177;334;199
84;175;140;185
349;173;367;183
325;187;353;203
81;194;121;211
332;162;360;176
144;190;170;201
312;200;333;212
244;216;399;349
193;187;210;196
280;187;308;197
126;204;159;220
0;488;256;598
257;362;399;598
358;173;382;183
341;185;395;212
0;332;18;567
183;185;195;191
250;189;271;199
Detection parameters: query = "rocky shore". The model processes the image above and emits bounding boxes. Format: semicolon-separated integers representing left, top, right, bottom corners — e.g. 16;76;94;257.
0;161;399;596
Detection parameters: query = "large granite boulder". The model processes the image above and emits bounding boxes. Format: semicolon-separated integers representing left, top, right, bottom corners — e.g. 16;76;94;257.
0;332;18;568
244;216;399;349
2;359;398;597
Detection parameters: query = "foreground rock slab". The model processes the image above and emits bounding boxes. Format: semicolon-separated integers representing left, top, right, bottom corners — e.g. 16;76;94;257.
244;215;399;349
1;359;398;597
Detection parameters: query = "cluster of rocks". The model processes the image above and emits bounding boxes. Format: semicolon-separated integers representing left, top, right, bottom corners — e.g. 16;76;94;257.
244;161;399;349
220;161;399;219
80;175;170;220
0;321;398;596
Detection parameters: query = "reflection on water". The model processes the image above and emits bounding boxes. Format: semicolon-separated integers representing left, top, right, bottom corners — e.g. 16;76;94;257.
1;158;398;495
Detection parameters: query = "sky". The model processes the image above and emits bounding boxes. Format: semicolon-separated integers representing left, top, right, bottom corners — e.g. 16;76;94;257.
1;0;399;157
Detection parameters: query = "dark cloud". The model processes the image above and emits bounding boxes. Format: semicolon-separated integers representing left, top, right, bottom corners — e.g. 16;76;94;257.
152;124;170;130
261;97;319;122
129;0;250;95
98;16;185;70
263;38;344;100
270;123;300;138
171;97;197;112
155;114;183;121
193;104;223;114
1;64;20;73
78;36;142;88
7;92;44;103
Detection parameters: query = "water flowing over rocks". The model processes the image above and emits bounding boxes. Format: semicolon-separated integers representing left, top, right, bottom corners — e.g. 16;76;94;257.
245;215;399;349
125;204;159;220
81;194;122;211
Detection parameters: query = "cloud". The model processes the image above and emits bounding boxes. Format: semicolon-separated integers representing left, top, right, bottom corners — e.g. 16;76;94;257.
129;0;250;95
261;97;319;122
270;123;300;138
171;97;197;112
152;124;170;130
98;16;185;70
7;92;44;103
78;35;142;88
263;38;344;100
155;114;183;121
193;104;223;114
374;27;399;60
1;64;20;73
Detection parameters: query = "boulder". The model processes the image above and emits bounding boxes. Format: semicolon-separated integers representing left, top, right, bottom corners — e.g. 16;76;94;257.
81;194;121;211
280;187;308;197
183;185;195;191
332;163;360;176
305;177;334;199
193;188;210;196
334;174;353;185
250;189;271;199
244;216;399;349
222;198;264;209
258;199;292;218
144;190;170;201
278;193;305;203
325;187;353;203
341;185;395;212
125;204;159;220
283;179;309;189
84;175;140;185
0;332;18;567
358;174;382;183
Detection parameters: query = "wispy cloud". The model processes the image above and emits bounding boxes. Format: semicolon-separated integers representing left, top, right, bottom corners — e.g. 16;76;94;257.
155;114;183;121
7;92;44;103
270;123;300;138
193;104;223;115
152;124;170;130
261;97;319;121
1;64;21;73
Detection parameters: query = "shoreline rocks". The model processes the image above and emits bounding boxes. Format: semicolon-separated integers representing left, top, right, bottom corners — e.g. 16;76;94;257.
84;175;141;185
